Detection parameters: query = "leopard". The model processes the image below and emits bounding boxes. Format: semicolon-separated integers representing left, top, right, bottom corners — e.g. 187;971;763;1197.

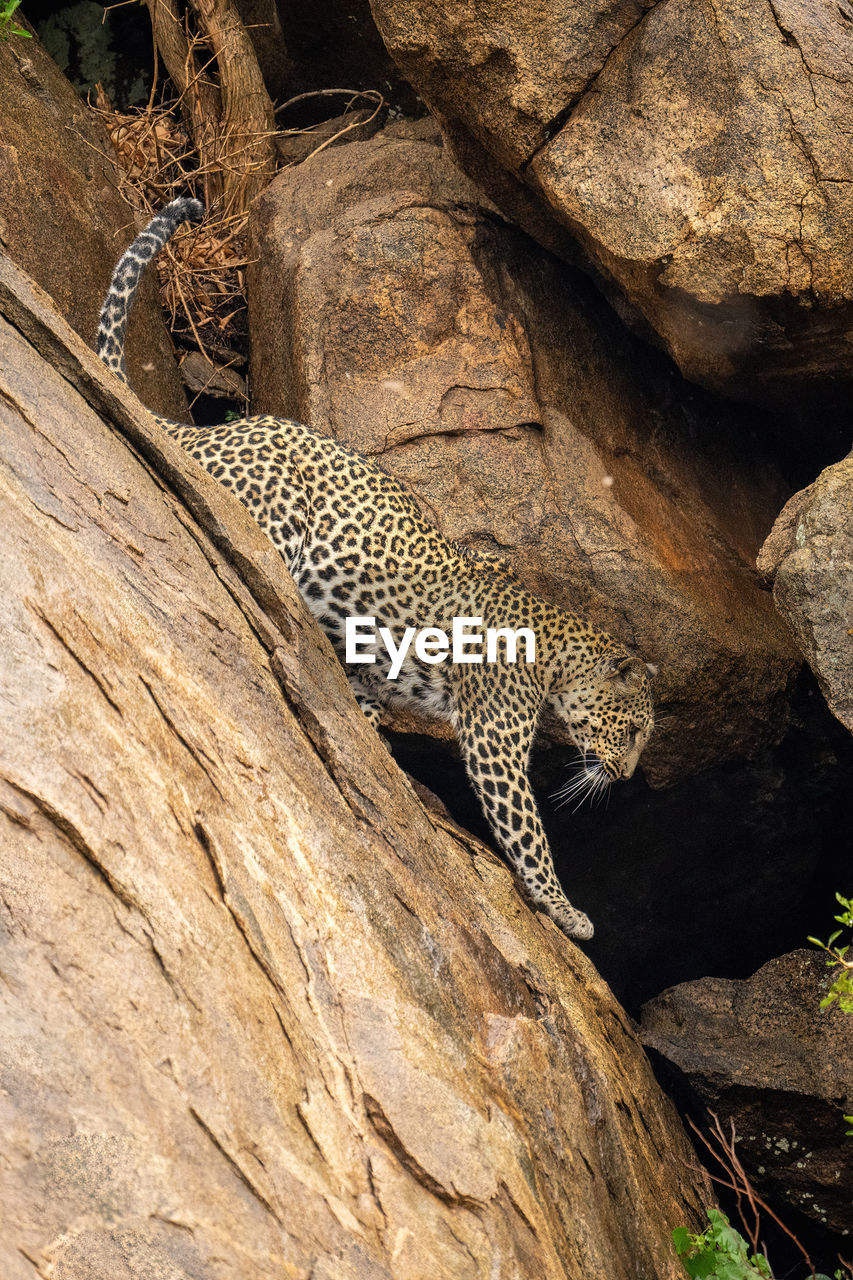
97;196;656;941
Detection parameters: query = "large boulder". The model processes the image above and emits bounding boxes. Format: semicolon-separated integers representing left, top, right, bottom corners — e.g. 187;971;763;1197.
0;250;714;1279
641;950;853;1238
0;22;187;418
758;451;853;735
370;0;853;405
248;121;799;784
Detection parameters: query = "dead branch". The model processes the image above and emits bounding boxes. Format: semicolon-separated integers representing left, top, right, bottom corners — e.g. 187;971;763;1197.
144;0;276;214
144;0;224;207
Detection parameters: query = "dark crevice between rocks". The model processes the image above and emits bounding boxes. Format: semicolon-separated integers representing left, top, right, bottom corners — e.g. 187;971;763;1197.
389;667;853;1018
28;0;154;108
467;209;851;506
28;0;424;116
520;0;661;174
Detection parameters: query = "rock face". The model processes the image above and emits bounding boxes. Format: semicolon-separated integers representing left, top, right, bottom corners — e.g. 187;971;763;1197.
0;23;187;418
641;950;853;1237
248;120;798;784
0;251;714;1278
370;0;853;404
758;451;853;735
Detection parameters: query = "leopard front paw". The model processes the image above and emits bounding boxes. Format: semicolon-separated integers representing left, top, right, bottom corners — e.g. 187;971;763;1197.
547;901;594;941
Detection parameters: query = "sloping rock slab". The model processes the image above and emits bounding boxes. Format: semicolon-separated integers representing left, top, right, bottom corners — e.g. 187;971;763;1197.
758;451;853;734
248;121;798;783
0;23;187;418
0;250;712;1278
641;950;853;1235
371;0;853;405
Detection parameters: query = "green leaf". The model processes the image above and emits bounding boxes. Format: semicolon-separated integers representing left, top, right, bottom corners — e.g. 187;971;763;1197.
674;1209;780;1279
685;1250;717;1278
834;891;853;916
673;1227;691;1255
707;1220;741;1252
719;1261;759;1280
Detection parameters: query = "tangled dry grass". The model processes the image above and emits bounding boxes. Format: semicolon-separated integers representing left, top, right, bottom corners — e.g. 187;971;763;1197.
91;84;385;378
93;87;253;362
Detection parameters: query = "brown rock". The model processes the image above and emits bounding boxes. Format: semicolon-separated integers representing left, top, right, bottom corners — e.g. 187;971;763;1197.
0;24;187;419
0;249;712;1279
248;123;799;783
757;450;853;733
641;951;853;1236
371;0;853;404
370;0;647;172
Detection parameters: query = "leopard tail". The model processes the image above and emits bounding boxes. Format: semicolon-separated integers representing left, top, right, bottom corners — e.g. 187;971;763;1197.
96;197;204;382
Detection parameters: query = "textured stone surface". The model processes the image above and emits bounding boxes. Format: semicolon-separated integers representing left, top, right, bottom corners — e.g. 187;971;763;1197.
0;23;187;418
0;250;713;1280
371;0;853;404
248;122;799;783
370;0;648;172
758;451;853;734
641;950;853;1236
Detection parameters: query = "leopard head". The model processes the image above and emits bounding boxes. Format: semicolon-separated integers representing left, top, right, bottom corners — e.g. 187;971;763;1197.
546;650;655;801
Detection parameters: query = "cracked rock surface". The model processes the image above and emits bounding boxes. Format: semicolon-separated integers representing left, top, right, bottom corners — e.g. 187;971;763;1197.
370;0;853;404
0;251;713;1278
249;121;798;782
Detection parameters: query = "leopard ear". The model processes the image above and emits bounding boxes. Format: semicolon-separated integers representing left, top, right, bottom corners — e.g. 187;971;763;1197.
645;662;658;680
602;654;645;692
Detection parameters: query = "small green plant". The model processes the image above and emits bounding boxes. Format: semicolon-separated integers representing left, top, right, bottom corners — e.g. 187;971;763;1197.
673;1211;848;1280
1;0;31;40
673;1210;772;1279
676;1116;853;1280
808;893;853;1014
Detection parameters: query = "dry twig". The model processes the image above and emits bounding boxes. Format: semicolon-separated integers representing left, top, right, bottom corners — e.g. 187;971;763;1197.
275;88;385;164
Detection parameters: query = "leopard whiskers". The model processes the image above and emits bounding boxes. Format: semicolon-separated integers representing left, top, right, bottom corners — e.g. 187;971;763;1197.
551;757;611;812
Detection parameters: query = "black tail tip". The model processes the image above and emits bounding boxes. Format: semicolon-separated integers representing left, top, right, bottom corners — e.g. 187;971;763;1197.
164;196;205;227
